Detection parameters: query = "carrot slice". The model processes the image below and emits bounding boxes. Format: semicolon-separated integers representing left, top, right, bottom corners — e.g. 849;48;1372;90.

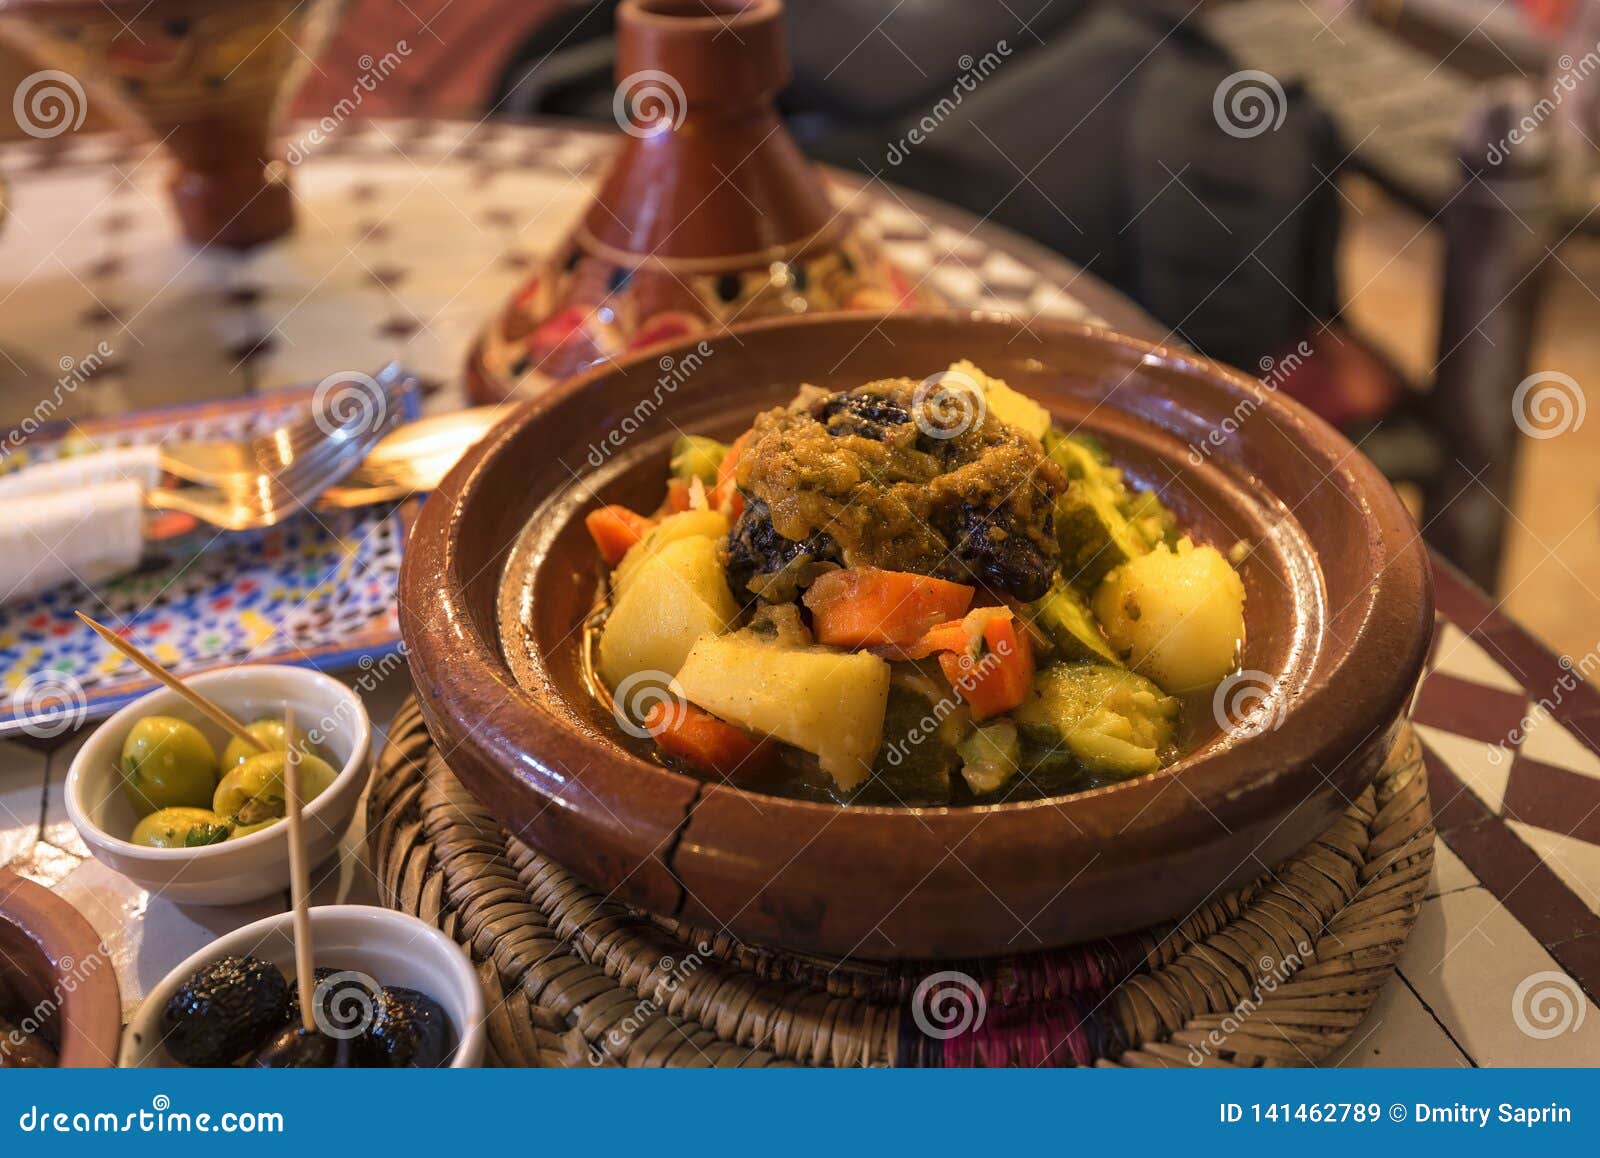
892;618;973;661
931;610;1035;720
584;505;654;566
645;701;770;780
803;567;975;649
664;477;694;514
713;430;752;520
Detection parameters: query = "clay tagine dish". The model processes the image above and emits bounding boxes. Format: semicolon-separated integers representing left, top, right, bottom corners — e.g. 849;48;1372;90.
466;0;929;405
0;870;122;1067
402;312;1433;960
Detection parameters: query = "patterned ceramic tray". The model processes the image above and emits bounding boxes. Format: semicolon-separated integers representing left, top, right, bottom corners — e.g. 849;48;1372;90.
0;379;422;738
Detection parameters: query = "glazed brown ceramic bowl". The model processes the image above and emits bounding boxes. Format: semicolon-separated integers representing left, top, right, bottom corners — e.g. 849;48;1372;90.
0;870;122;1067
401;312;1433;960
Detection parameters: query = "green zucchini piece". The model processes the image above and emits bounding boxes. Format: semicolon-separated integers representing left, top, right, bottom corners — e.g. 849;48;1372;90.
1046;430;1180;558
1043;431;1107;479
668;434;728;486
1056;483;1149;589
1014;664;1178;779
1122;489;1178;551
849;680;961;806
957;719;1021;795
1044;432;1152;589
1026;578;1123;666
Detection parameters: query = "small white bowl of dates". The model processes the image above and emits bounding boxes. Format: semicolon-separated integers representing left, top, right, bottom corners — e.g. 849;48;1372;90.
66;665;371;906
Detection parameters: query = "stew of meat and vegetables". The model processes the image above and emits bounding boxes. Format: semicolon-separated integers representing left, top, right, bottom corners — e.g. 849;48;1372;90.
585;361;1247;806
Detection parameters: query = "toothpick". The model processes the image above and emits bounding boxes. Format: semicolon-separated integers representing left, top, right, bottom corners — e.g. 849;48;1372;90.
75;612;267;754
283;705;315;1033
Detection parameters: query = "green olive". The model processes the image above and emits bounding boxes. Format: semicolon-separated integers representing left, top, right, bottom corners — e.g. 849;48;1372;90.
220;718;321;770
227;819;279;840
120;716;219;817
130;807;233;849
213;751;337;827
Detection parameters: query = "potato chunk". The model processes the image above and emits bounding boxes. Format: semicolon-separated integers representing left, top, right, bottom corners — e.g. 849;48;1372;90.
599;536;739;686
613;509;730;594
673;635;890;790
1092;538;1245;693
948;359;1051;440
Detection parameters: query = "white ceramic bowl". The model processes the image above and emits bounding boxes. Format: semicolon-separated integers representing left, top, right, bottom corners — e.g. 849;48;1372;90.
66;665;371;906
121;905;485;1068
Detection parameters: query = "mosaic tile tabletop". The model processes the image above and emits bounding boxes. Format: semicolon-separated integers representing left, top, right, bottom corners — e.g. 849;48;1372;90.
0;383;420;735
0;118;1596;1066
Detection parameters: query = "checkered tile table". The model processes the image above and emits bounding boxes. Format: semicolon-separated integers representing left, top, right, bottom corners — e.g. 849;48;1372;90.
0;117;1149;425
0;118;1596;1066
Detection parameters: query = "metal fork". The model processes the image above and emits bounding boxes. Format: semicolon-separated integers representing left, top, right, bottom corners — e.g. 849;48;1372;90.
155;364;413;490
142;369;410;531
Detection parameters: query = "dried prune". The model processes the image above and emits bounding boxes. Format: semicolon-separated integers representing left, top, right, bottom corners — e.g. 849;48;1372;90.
820;390;912;440
724;497;840;603
941;500;1059;602
735;380;1063;601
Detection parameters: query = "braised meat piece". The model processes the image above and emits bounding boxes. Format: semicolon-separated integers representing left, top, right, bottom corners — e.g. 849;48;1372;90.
727;379;1064;602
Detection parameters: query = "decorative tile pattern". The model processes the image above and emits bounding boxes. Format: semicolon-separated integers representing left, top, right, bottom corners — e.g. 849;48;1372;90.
0;385;419;734
0;741;47;866
0;120;1134;436
1413;565;1600;1026
1328;976;1472;1068
1426;840;1481;899
1400;887;1600;1067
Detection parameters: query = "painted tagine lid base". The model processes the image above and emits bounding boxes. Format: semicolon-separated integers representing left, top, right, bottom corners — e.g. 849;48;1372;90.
464;0;932;405
467;224;929;404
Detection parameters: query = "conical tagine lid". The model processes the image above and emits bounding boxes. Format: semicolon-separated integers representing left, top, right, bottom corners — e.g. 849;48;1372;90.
467;0;930;404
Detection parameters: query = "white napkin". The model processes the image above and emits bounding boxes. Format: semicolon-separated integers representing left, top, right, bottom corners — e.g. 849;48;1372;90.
0;444;160;498
0;478;145;604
